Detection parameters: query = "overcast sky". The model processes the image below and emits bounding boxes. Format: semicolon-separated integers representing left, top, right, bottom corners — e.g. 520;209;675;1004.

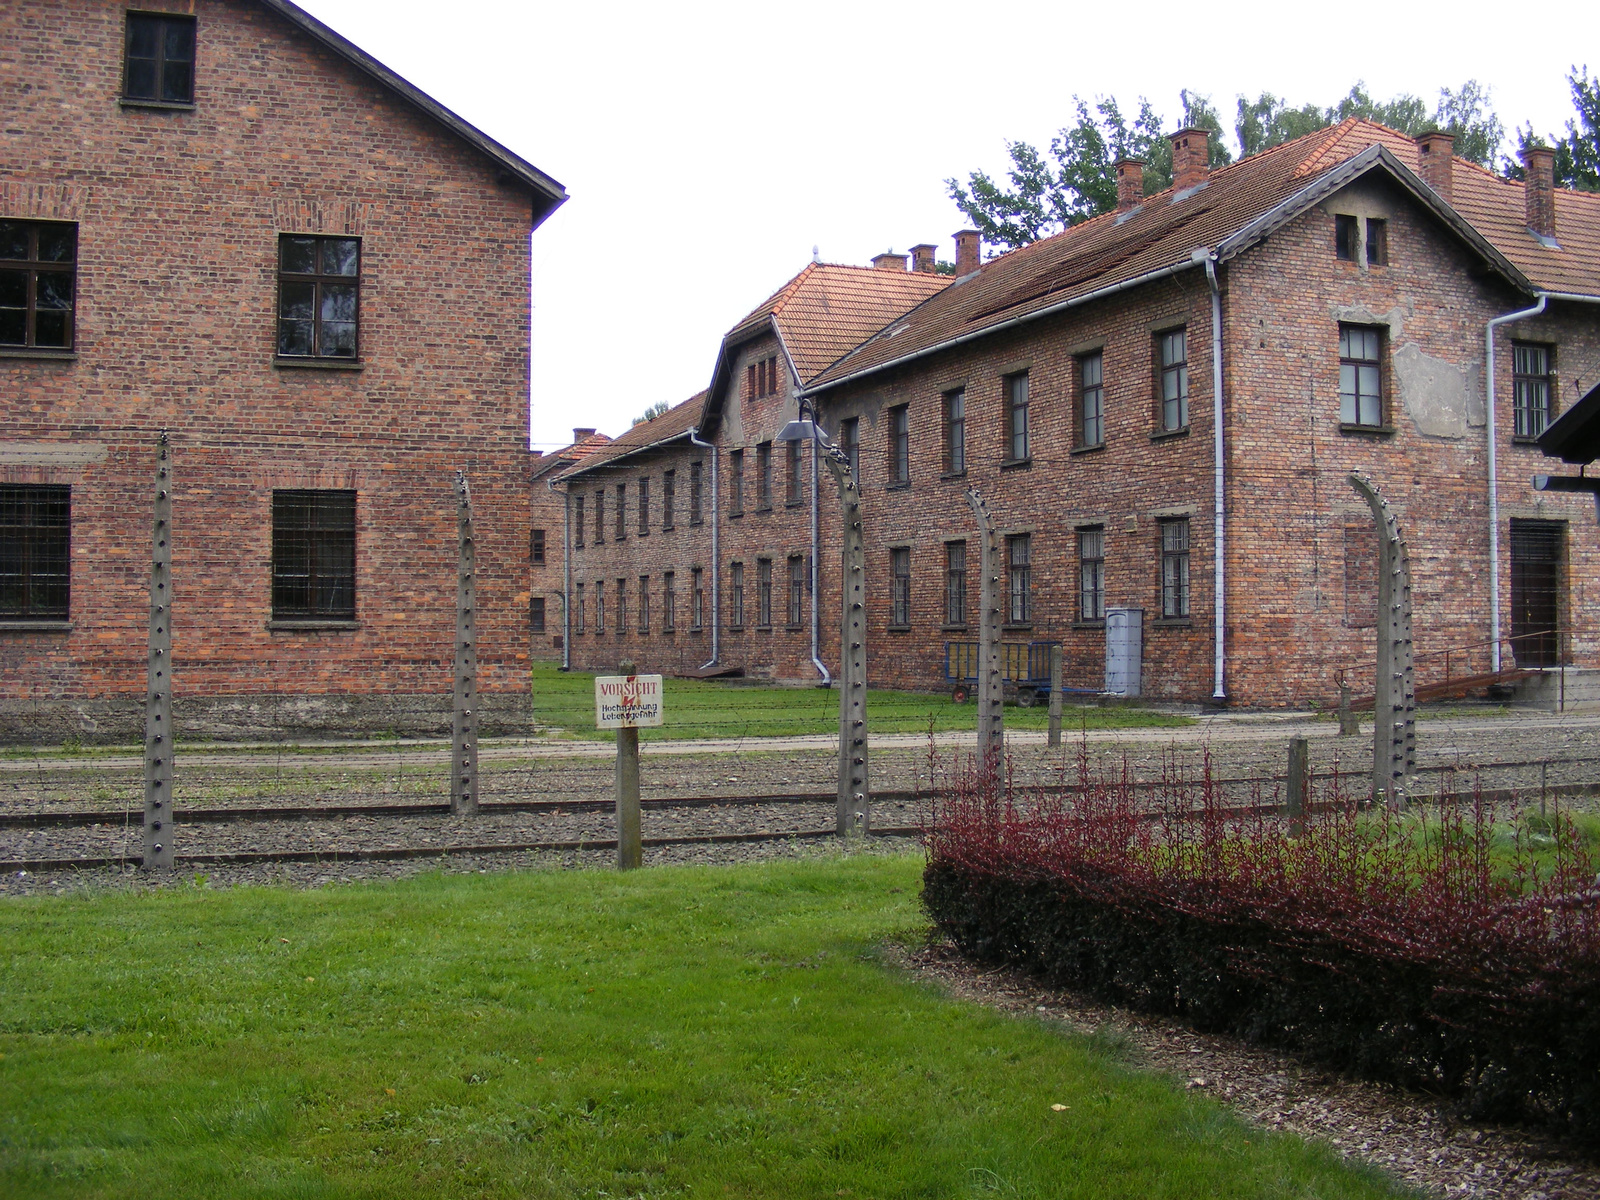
296;0;1596;452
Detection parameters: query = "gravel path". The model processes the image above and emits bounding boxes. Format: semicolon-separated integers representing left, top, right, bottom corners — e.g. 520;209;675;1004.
895;937;1600;1200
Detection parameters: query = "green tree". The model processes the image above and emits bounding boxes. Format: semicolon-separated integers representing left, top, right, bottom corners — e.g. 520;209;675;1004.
1555;66;1600;190
632;401;669;426
945;91;1229;251
1234;81;1504;165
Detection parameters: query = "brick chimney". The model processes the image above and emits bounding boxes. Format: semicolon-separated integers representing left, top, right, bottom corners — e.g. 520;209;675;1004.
1115;158;1145;211
1521;146;1557;242
1416;131;1455;204
1170;128;1209;191
572;427;595;442
872;251;908;271
954;229;981;276
910;243;937;273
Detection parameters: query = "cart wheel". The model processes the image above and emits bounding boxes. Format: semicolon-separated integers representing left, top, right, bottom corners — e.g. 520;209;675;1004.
1017;687;1039;708
951;684;970;704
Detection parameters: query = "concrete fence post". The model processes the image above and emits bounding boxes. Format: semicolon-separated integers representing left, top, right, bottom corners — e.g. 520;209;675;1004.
1047;644;1064;747
143;432;175;871
1286;735;1309;837
821;446;869;836
614;658;642;869
451;471;480;816
965;488;1004;768
1350;473;1415;812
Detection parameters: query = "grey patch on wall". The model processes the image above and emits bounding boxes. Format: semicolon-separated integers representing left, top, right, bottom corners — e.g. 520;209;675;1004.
1394;344;1477;439
1332;304;1405;343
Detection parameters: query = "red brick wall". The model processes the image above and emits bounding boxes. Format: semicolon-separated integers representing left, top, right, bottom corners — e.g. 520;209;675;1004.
0;0;539;738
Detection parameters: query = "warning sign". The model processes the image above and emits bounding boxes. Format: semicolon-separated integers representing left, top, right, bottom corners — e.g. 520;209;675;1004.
594;674;665;729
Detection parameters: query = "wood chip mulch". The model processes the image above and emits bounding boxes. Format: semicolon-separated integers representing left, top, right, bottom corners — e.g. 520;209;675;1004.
891;937;1600;1199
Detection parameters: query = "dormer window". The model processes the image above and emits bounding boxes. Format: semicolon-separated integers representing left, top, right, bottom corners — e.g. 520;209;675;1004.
1335;214;1359;261
123;12;196;106
1366;218;1388;265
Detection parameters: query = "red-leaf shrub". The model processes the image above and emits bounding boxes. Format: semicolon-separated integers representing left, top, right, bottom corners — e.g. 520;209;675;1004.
922;749;1600;1144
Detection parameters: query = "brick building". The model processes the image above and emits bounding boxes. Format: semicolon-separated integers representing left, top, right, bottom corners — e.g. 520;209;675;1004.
0;0;565;740
560;120;1600;709
555;259;948;679
530;427;610;661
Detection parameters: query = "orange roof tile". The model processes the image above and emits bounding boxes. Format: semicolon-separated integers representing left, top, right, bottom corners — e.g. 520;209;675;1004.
554;392;707;481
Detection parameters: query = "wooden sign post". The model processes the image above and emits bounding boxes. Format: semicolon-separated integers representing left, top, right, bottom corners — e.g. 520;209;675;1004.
595;664;663;869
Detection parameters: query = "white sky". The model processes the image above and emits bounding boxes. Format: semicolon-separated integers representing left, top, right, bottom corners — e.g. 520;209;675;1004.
295;0;1597;451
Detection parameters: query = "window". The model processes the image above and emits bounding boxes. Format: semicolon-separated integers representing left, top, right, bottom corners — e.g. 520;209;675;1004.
1079;351;1104;448
787;556;804;626
756;442;772;509
123;11;195;105
530;595;546;633
530;528;546;565
1078;527;1105;622
638;575;650;633
271;490;356;620
1514;342;1554;439
729;450;744;515
615;484;627;540
595;580;605;633
1339;324;1383;427
1366;217;1388;265
662;470;676;530
574;497;585;548
786;438;802;504
575;584;585;634
888;405;910;485
616;577;627;632
730;561;745;627
840;418;860;481
689;461;703;525
747;363;756;402
757;558;773;626
637;477;650;535
945;541;967;626
0;485;70;620
890;547;911;628
943;388;966;474
1006;535;1031;624
1158;330;1188;431
0;220;77;350
691;567;704;630
747;355;780;400
1160;518;1190;619
1005;373;1030;461
663;572;676;632
1335;213;1359;261
277;236;359;359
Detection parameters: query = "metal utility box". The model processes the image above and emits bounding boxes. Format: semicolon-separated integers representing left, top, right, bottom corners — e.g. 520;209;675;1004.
1105;607;1143;698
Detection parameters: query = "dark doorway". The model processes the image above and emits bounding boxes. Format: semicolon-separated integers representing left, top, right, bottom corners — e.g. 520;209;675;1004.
1509;519;1565;667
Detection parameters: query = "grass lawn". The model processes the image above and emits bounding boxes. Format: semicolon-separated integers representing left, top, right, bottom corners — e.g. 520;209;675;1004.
531;664;1192;742
0;855;1406;1200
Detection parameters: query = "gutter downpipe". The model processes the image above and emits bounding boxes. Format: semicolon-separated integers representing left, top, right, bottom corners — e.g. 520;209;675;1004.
1204;252;1227;701
688;425;720;669
1485;293;1548;672
548;475;571;671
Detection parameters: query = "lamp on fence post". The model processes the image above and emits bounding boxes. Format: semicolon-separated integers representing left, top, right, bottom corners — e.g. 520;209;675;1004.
779;400;869;836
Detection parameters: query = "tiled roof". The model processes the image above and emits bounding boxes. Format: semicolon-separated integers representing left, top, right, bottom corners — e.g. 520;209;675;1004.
554;392;707;481
809;119;1600;391
531;431;611;483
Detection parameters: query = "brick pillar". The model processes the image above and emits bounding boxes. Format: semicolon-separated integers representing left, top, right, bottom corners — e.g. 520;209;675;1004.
1115;158;1145;211
871;251;908;271
1170;128;1209;191
954;229;980;276
910;243;937;273
1416;132;1455;204
1521;146;1557;241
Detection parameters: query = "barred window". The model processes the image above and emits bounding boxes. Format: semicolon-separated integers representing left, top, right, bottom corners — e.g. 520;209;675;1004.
729;450;744;516
277;235;359;359
595;580;605;633
729;561;745;627
1160;518;1190;618
575;584;585;634
787;555;804;626
615;484;627;540
786;438;803;504
616;577;627;632
529;596;546;633
945;541;967;626
574;496;585;548
1006;534;1031;624
1335;213;1359;261
0;485;70;620
123;11;195;105
888;405;910;484
1158;330;1188;431
1006;373;1030;461
1513;342;1554;440
663;571;676;632
271;490;355;620
1339;325;1383;428
530;528;546;565
0;220;77;350
593;491;605;544
689;461;703;525
890;547;911;628
757;442;773;509
1366;217;1388;265
756;558;773;627
662;470;676;530
637;478;650;535
638;575;649;633
691;567;704;630
943;389;966;474
1079;351;1104;448
1078;526;1105;622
